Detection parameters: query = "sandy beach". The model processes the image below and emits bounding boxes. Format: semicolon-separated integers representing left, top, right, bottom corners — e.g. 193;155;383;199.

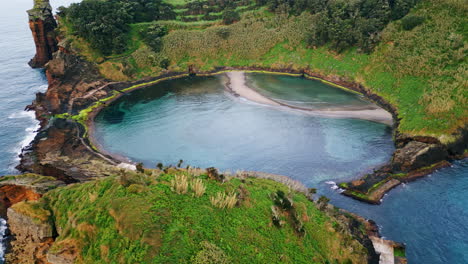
225;71;393;125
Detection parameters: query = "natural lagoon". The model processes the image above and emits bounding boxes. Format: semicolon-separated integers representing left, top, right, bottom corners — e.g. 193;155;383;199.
94;73;395;187
94;73;468;263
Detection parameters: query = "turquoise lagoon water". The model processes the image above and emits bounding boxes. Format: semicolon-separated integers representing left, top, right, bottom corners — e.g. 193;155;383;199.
95;74;394;186
94;73;468;264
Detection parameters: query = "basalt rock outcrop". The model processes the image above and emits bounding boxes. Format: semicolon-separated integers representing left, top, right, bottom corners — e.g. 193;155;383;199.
6;205;55;264
20;0;119;180
0;175;64;264
17;118;120;182
27;0;58;68
0;174;64;217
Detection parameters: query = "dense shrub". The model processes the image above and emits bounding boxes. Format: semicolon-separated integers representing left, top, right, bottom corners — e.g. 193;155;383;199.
216;27;231;39
222;10;241;25
139;24;168;52
258;0;421;52
401;15;425;30
192;241;230;264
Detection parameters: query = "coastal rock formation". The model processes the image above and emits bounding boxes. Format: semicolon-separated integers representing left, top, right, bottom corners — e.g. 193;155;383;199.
18;118;120;182
391;141;448;172
0;175;64;264
6;206;55;264
0;174;64;217
27;0;58;68
43;50;105;115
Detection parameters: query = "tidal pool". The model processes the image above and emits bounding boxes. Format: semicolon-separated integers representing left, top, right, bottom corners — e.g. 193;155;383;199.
95;73;394;187
94;73;468;263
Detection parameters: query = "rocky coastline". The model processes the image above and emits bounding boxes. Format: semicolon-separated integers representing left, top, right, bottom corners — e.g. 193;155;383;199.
2;0;467;262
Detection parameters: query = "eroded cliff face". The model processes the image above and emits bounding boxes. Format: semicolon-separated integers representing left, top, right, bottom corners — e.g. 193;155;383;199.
6;206;55;264
0;175;64;263
27;0;58;68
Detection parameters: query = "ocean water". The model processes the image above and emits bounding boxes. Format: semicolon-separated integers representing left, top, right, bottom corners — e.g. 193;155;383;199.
0;0;78;262
95;74;468;264
0;0;467;263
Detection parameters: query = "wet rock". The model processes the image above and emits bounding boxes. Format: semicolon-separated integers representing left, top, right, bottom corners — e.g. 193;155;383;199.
391;141;448;172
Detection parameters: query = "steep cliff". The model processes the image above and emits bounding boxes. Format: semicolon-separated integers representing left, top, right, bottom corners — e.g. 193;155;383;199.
27;0;58;68
6;203;55;264
3;170;393;264
0;175;64;263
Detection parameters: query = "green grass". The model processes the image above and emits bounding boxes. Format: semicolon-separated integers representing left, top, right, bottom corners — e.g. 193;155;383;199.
29;170;371;263
163;0;195;6
394;247;406;258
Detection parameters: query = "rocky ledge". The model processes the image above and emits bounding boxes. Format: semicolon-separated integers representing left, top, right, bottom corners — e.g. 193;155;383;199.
0;174;64;263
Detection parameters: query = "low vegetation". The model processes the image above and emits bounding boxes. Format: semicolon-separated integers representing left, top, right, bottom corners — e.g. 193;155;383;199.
21;169;371;263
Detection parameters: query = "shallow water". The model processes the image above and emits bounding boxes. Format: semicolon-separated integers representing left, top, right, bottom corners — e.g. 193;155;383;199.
95;74;468;264
246;73;371;110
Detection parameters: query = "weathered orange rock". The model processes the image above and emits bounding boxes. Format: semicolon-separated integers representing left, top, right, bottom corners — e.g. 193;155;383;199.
27;0;57;68
0;185;41;217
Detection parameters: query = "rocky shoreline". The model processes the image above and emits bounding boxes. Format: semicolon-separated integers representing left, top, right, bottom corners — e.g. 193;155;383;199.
67;63;467;205
2;0;467;263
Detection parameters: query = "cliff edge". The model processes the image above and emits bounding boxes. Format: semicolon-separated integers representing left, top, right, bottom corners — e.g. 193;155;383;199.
27;0;58;68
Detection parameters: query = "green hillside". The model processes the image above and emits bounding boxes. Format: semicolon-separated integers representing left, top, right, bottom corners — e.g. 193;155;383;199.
13;169;371;263
58;0;467;141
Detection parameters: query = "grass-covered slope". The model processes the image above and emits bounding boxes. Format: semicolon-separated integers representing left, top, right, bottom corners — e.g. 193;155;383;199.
21;169;370;263
62;0;466;141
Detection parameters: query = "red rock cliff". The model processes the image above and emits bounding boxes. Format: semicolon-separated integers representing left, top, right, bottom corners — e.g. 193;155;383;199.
27;0;58;68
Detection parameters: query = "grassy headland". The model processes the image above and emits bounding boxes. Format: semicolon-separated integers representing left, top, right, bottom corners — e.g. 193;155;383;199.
14;169;372;263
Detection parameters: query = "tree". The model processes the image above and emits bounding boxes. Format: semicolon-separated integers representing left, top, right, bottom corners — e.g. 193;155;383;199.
139;24;168;52
222;10;240;25
64;0;174;55
401;14;425;30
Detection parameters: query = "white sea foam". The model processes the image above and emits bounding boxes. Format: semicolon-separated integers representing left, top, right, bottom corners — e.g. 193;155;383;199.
36;84;48;93
325;180;345;193
325;181;339;190
117;163;137;171
0;218;8;262
9;110;40;161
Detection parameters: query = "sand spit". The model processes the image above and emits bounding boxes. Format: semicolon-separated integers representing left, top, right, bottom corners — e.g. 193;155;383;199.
225;71;393;125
